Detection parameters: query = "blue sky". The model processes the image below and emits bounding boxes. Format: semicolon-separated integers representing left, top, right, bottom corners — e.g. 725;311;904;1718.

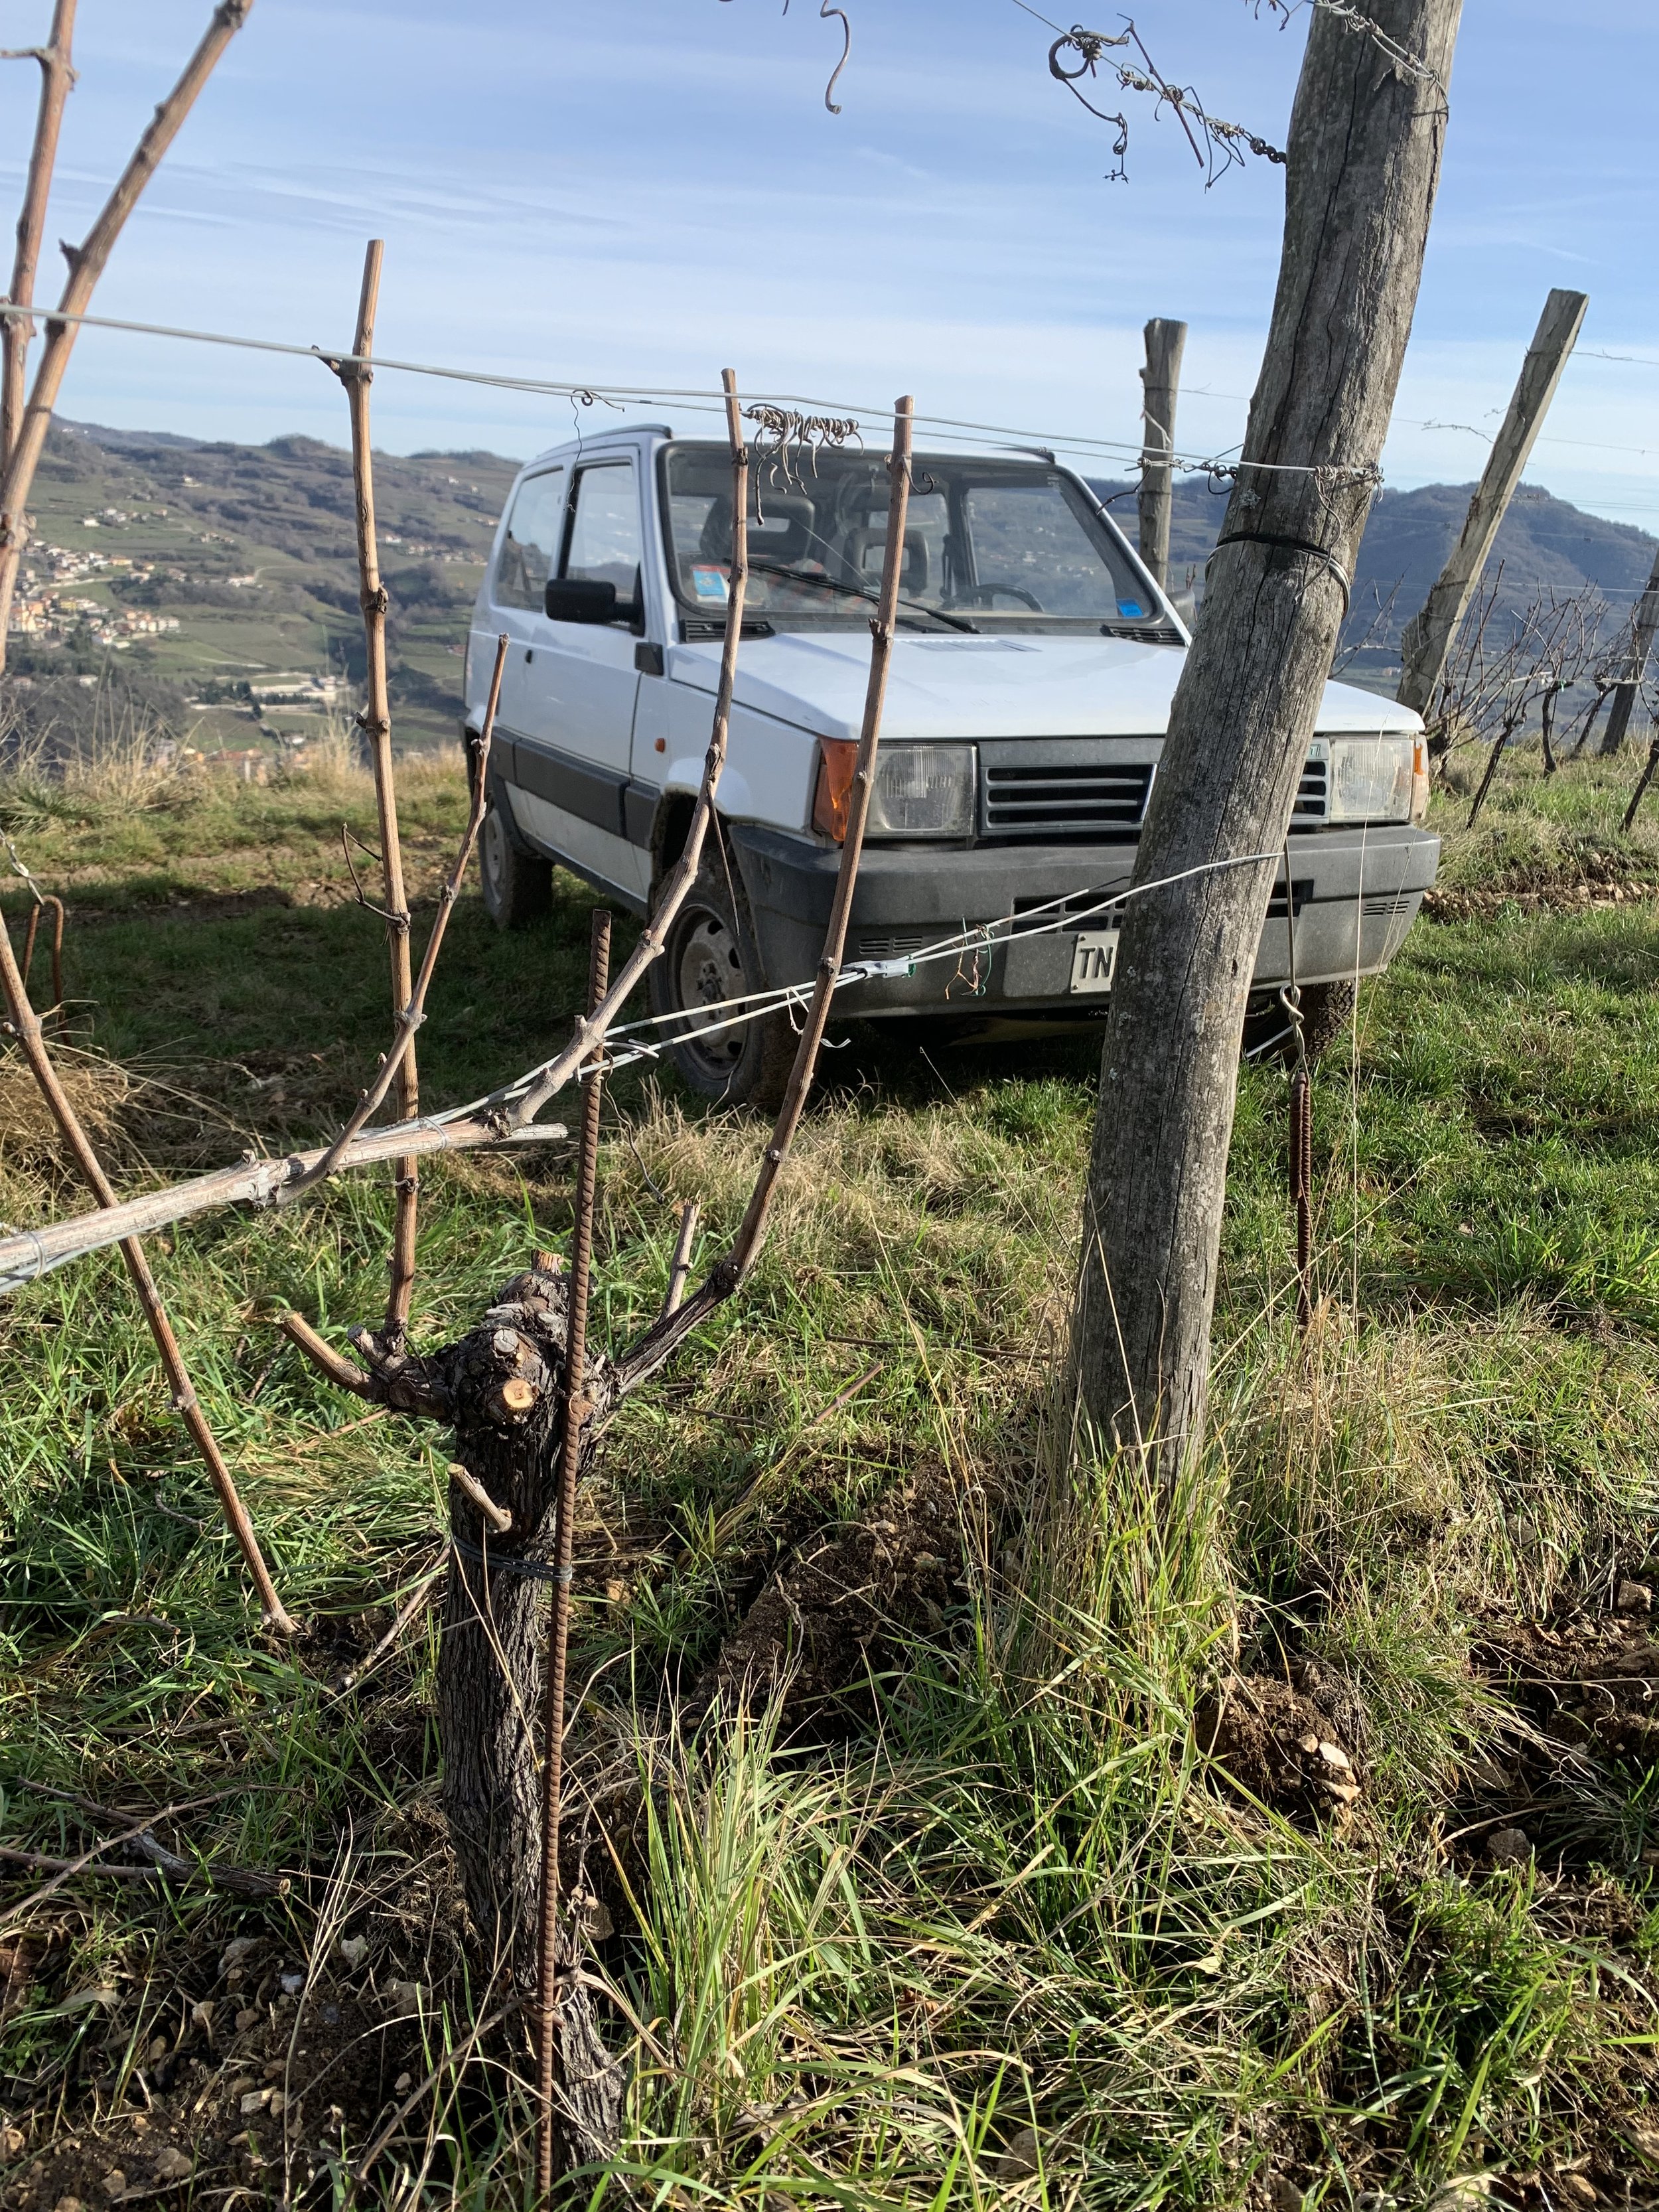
1;1;1655;529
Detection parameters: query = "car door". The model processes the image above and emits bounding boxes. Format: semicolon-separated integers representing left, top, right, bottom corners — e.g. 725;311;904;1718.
512;454;650;902
486;464;567;747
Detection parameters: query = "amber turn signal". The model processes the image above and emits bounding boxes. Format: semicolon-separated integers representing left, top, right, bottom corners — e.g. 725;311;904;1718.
812;737;858;842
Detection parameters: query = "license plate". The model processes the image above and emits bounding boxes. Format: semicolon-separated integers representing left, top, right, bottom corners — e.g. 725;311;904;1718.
1069;928;1119;994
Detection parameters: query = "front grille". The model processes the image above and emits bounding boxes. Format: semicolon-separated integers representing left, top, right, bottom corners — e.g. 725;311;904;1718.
1294;754;1329;821
983;760;1153;839
854;928;936;962
1362;892;1413;919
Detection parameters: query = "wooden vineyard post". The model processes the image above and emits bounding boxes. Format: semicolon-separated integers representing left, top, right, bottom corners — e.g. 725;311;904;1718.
0;0;254;667
1072;0;1466;1481
1137;317;1187;596
1601;544;1659;758
328;239;422;1341
1396;287;1587;719
1;1;78;476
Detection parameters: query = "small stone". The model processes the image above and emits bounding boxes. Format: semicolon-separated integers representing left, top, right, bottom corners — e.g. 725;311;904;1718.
147;2036;169;2062
385;1980;424;2014
1267;2181;1305;2212
993;2126;1041;2181
394;2072;412;2095
239;2089;271;2116
267;2091;285;2116
279;1974;303;1996
1317;1741;1352;1771
128;2118;147;2135
1628;2120;1659;2162
54;2198;83;2212
1617;1581;1653;1615
1297;1732;1320;1755
321;2004;340;2026
149;2149;191;2181
0;2127;23;2157
234;2008;259;2033
337;1937;368;1968
1324;1780;1362;1804
218;1937;257;1975
189;2000;214;2029
1488;1827;1532;1869
99;2176;125;2202
1554;2178;1597;2207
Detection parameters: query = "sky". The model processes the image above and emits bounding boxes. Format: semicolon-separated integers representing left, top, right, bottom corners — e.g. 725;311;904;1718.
1;1;1656;534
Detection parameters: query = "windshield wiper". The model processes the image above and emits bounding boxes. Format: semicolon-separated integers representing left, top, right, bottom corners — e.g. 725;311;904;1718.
748;559;978;633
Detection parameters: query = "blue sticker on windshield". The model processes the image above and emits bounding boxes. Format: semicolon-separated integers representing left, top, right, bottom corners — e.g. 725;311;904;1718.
1117;597;1147;619
691;564;729;604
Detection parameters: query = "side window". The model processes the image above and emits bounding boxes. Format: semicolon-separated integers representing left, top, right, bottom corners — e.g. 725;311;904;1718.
494;469;566;610
563;462;643;603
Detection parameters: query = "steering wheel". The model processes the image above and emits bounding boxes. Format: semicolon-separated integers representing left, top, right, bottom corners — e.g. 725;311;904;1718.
942;584;1043;612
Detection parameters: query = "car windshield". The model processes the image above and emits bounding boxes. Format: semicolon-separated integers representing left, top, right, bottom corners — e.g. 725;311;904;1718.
660;445;1164;634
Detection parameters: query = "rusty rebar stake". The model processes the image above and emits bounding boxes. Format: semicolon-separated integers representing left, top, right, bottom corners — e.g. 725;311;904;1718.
534;907;610;2197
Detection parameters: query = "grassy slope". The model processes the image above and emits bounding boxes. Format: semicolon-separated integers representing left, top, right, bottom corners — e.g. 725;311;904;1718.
2;753;1659;2207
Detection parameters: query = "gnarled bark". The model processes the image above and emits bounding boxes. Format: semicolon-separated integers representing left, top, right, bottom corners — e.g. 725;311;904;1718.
1072;0;1464;1478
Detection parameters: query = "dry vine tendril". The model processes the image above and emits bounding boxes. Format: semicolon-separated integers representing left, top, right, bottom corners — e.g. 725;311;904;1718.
744;403;861;490
1024;7;1286;183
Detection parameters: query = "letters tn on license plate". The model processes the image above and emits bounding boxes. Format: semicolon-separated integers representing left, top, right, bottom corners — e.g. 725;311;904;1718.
1069;928;1119;994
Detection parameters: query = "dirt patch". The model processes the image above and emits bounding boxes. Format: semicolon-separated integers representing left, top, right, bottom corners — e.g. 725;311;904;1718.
700;1462;968;1712
1425;872;1659;924
1194;1661;1364;1822
1479;1597;1659;1765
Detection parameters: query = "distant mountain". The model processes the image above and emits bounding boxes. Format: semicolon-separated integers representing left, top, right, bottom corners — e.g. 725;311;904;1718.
1089;475;1658;685
9;418;520;750
11;417;1654;743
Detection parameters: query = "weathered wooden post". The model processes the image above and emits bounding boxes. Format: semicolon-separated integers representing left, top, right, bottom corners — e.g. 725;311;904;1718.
1137;317;1187;595
1073;0;1465;1479
1396;286;1587;719
1;1;78;477
1599;544;1659;757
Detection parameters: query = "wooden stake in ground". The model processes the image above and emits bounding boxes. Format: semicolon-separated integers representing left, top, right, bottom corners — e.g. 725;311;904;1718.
326;240;421;1341
1396;285;1587;720
0;0;253;662
1137;317;1186;596
1;0;78;477
0;913;294;1633
1072;0;1465;1479
1600;543;1659;758
535;909;609;2198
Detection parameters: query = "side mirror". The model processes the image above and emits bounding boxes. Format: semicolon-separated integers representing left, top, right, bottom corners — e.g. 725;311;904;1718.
544;577;616;625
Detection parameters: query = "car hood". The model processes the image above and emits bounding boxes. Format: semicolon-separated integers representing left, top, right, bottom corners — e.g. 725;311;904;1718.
666;630;1421;741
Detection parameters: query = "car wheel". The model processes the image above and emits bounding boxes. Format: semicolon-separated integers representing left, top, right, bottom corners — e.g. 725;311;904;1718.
1243;979;1357;1065
649;852;795;1108
480;786;551;930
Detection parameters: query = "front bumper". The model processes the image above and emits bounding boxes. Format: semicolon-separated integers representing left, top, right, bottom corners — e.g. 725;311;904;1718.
730;822;1440;1017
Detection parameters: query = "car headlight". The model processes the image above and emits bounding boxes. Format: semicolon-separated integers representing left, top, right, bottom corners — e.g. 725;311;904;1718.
1327;733;1417;824
814;739;976;841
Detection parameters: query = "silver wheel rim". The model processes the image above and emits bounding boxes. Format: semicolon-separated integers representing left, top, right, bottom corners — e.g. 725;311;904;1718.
482;806;508;910
674;906;749;1076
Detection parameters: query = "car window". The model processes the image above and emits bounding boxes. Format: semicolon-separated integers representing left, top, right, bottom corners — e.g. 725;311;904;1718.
563;463;643;599
962;481;1144;619
660;445;1157;633
494;469;566;611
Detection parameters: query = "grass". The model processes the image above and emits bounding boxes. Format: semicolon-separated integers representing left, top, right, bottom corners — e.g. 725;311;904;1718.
3;745;1659;2206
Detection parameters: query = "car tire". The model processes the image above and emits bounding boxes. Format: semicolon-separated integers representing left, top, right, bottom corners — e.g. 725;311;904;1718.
649;848;795;1109
480;782;551;930
1244;979;1356;1065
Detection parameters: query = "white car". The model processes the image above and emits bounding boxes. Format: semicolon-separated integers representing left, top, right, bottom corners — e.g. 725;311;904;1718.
464;425;1437;1103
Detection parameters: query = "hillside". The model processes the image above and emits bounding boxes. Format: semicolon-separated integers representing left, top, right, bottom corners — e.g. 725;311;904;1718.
7;416;1656;758
1092;473;1659;684
7;419;519;754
